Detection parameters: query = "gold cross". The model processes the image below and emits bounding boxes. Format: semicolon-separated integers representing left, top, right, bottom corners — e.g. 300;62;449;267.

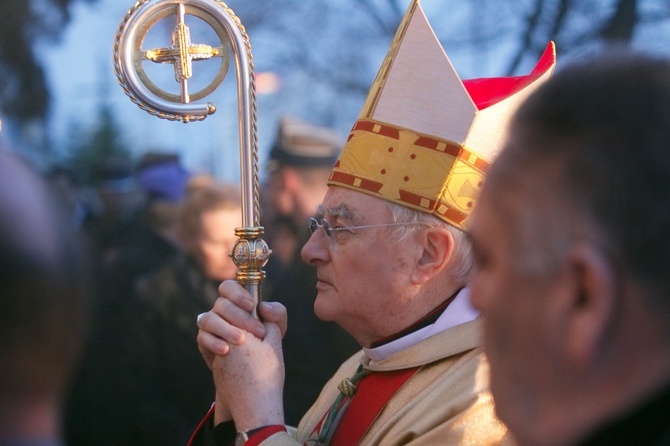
144;4;218;103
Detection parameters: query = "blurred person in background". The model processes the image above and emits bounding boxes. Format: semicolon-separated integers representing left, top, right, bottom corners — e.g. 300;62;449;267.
106;152;193;304
262;115;360;425
65;152;194;445
124;180;243;445
83;156;145;265
263;116;342;259
0;146;90;446
45;165;99;229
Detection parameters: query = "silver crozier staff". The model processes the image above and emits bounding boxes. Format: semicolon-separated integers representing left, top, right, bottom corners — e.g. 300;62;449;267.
113;0;270;315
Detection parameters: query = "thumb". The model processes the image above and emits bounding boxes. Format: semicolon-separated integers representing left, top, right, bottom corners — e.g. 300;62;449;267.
262;321;284;351
259;302;288;337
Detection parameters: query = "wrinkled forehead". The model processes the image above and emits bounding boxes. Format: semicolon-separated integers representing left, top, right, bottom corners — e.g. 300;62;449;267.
319;186;392;223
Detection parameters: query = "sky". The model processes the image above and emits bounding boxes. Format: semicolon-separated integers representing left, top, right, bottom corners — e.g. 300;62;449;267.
40;0;479;183
39;0;670;184
44;0;250;181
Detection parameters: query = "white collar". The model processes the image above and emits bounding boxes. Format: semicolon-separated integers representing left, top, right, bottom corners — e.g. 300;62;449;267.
363;287;479;363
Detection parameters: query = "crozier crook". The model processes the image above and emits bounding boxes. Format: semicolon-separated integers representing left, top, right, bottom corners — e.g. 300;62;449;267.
114;0;270;314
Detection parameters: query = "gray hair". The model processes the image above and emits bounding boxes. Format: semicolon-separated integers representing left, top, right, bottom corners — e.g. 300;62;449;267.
386;201;475;284
507;51;670;302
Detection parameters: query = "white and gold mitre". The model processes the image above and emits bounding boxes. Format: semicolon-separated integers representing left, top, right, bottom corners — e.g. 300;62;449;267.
328;0;556;230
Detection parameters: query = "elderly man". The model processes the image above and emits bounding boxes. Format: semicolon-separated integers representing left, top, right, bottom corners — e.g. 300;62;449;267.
191;1;554;444
468;52;670;445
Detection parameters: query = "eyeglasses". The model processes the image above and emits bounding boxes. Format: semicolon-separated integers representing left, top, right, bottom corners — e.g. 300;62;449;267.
308;217;430;244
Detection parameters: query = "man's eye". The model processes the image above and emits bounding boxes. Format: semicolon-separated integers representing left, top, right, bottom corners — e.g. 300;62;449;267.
333;226;353;234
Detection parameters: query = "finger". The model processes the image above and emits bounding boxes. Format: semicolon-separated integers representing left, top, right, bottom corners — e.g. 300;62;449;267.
196;312;206;330
258;302;288;338
197;330;233;370
214;297;265;339
200;306;250;345
219;280;256;312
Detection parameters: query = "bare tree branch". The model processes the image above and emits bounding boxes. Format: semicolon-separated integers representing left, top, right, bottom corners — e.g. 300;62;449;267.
506;0;545;74
0;0;95;121
601;0;638;43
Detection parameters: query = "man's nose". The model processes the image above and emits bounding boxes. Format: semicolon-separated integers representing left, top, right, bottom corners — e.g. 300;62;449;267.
301;229;329;265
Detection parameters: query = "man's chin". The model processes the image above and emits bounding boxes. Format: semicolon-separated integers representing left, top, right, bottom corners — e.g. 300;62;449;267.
313;295;336;322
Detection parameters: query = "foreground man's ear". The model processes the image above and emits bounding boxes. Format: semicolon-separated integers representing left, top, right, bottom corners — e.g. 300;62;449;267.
564;243;617;366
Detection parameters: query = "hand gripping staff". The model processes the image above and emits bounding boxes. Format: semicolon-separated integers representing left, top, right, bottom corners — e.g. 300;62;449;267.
114;0;270;316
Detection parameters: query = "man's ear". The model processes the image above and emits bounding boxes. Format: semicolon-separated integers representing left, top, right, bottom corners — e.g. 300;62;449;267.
564;244;616;365
411;226;455;285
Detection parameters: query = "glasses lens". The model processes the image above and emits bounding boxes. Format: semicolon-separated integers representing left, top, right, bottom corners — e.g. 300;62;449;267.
308;218;319;234
321;218;333;241
308;217;335;242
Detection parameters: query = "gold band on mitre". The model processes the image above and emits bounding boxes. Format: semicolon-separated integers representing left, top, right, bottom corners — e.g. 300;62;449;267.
329;119;490;230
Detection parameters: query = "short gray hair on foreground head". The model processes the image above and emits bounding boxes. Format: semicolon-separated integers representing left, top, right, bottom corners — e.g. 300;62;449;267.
386;201;475;285
508;50;670;304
